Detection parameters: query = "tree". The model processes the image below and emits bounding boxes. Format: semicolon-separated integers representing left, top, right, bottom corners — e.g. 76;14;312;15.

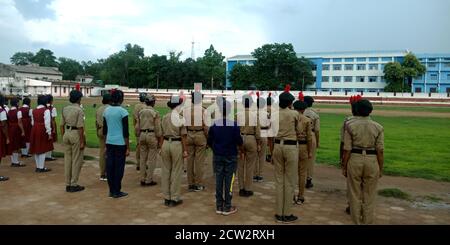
31;49;58;67
198;45;225;90
10;52;34;65
383;62;405;92
228;63;256;90
251;43;313;90
383;53;426;92
58;57;83;80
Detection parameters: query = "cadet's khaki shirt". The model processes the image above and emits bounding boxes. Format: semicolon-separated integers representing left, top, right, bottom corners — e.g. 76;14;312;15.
297;113;313;143
237;108;261;140
343;117;384;152
304;108;320;132
271;108;302;141
184;105;207;131
340;116;356;143
161;110;187;138
139;105;162;137
134;103;145;122
96;104;109;129
61;103;85;129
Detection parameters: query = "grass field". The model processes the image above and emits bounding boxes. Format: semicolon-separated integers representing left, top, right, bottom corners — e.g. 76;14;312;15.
50;98;450;182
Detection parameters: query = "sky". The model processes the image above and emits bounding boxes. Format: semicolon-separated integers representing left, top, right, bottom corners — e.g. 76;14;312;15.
0;0;449;63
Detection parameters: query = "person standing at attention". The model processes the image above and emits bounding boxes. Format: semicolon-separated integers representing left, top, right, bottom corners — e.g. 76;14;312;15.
45;95;57;161
103;90;130;199
19;97;32;158
0;94;9;182
96;93;111;181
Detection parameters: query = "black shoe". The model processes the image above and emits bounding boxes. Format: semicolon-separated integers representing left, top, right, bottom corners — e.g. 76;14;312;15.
21;154;32;158
36;168;52;173
109;193;114;198
164;199;171;206
45;157;56;161
11;163;26;167
188;185;196;192
245;190;254;197
0;176;9;182
345;206;351;215
169;200;183;207
253;176;258;182
239;189;246;197
194;185;205;192
66;186;71;192
306;179;314;189
136;166;140;171
257;176;264;182
275;214;284;223
141;181;157;186
283;215;298;224
68;185;85;193
222;206;238;216
294;195;305;205
112;192;128;199
216;206;224;215
100;175;107;181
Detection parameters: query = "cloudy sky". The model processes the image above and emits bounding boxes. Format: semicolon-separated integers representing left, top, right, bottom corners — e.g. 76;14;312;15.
1;0;449;63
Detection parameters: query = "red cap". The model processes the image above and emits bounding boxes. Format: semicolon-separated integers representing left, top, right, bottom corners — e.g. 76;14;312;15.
298;91;304;102
284;84;291;93
356;95;362;102
268;92;272;98
256;91;260;98
75;83;80;91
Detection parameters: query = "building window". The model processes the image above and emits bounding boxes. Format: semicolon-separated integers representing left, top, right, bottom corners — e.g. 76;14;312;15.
356;57;366;62
369;76;378;82
428;58;437;62
333;64;342;71
333;58;342;62
369;57;379;62
430;74;438;80
382;57;392;62
322;58;330;62
415;87;422;93
345;64;353;70
444;63;450;68
312;65;317;71
369;64;378;70
357;64;366;70
447;74;450;80
63;87;66;93
447;87;450;93
417;75;423;80
380;64;386;70
430;87;437;93
54;87;57;93
428;63;437;68
344;58;354;62
333;76;341;83
344;76;352;82
323;65;330;71
381;76;386;83
357;76;365;82
322;76;329;82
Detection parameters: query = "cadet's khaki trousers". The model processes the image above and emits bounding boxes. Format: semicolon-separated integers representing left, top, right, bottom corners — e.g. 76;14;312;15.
297;144;308;197
254;137;267;177
161;140;183;201
97;128;106;176
273;143;298;216
186;131;207;186
238;135;257;190
139;132;158;183
306;135;317;179
63;129;84;186
347;153;379;225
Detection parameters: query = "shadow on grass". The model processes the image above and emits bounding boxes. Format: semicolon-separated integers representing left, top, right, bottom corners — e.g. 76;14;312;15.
378;188;411;200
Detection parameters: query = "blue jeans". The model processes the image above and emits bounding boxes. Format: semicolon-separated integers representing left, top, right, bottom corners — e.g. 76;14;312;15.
214;155;237;210
106;144;126;195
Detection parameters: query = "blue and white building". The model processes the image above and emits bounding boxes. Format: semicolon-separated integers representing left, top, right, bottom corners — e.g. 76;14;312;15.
226;50;450;93
412;54;450;93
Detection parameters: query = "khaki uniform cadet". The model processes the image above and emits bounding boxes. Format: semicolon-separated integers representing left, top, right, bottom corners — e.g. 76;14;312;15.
303;96;320;188
133;95;146;171
292;101;313;204
236;95;261;197
96;94;111;181
160;96;188;207
254;97;270;182
342;99;384;225
269;89;301;223
185;92;208;192
137;94;162;186
60;90;86;193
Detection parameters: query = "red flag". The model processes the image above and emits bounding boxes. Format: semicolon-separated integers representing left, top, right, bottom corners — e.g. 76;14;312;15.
298;91;304;102
284;84;291;93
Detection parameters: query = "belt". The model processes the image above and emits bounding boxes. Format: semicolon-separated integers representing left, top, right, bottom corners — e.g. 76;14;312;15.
351;149;377;155
66;126;78;130
298;140;307;145
141;129;155;133
187;129;204;132
261;127;270;130
274;139;297;145
164;137;181;141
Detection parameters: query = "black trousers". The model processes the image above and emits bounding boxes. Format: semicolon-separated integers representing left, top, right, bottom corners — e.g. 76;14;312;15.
214;154;237;210
106;144;126;195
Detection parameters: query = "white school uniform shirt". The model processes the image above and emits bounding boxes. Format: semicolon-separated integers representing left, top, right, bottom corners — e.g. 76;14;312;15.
47;104;57;118
4;105;9;113
31;105;52;135
0;108;7;121
10;106;22;119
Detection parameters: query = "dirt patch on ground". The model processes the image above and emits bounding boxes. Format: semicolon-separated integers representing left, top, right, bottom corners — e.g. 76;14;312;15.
0;144;449;225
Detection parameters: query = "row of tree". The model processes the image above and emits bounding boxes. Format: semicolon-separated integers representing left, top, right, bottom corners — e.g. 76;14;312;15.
383;53;426;92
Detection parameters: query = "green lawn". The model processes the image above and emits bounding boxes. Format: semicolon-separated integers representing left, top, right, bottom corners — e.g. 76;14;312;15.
50;98;450;182
316;103;450;113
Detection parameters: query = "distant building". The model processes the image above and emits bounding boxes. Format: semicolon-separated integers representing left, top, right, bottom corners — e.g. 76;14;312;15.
76;75;94;83
0;63;63;81
412;54;450;93
226;50;409;92
51;81;96;97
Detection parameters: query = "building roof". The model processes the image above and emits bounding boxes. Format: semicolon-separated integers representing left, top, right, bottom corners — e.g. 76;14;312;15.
76;74;94;79
51;81;99;87
0;63;63;76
